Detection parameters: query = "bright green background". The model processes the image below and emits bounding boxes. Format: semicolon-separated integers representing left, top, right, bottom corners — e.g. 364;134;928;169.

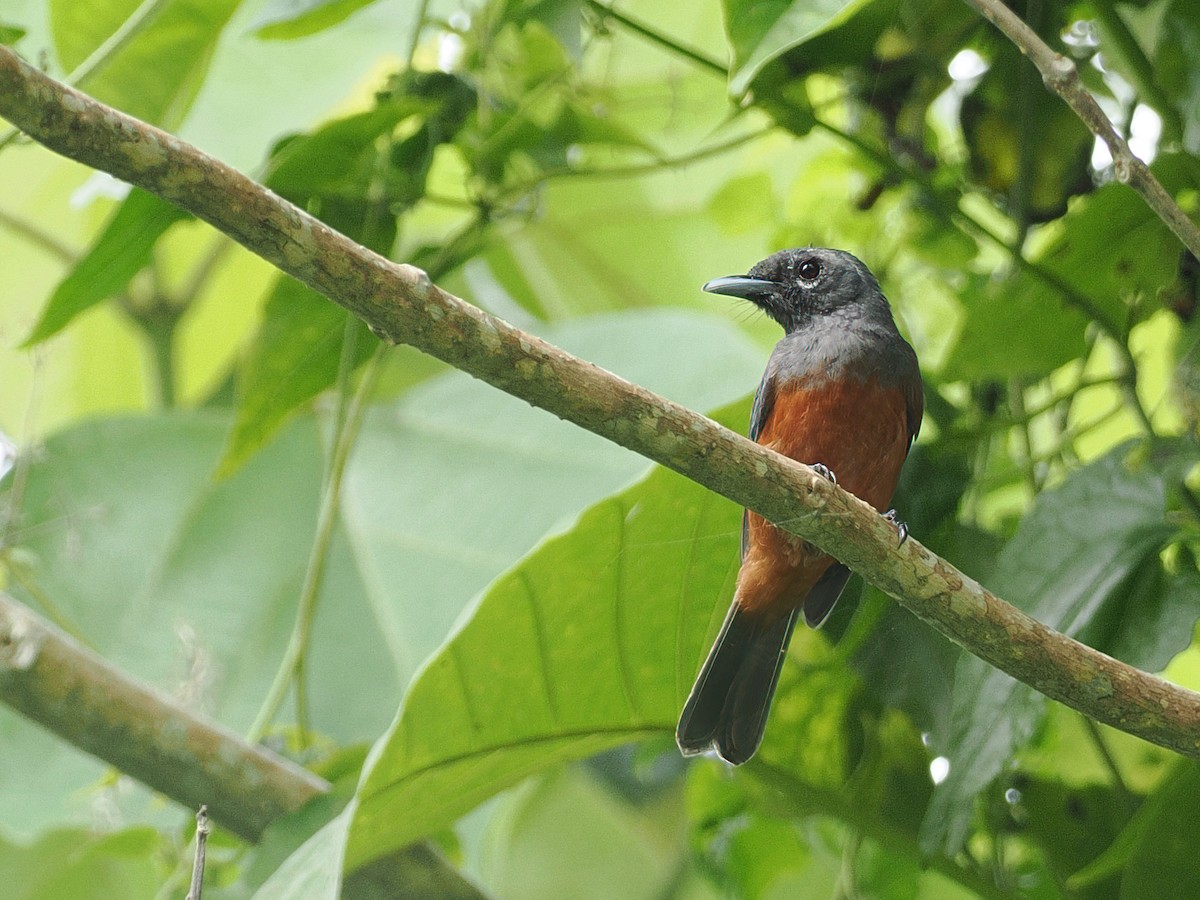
3;0;1200;897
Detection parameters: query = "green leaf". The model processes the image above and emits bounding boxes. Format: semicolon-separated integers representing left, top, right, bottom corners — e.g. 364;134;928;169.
1068;760;1195;892
1118;762;1200;899
1001;776;1129;898
253;0;380;40
687;764;813;896
4;413;371;730
337;309;766;681
24;190;190;345
1158;4;1200;154
921;443;1176;855
3;309;765;831
346;443;745;870
1024;155;1195;333
940;272;1090;380
254;808;350;900
218;280;375;477
49;0;137;70
265;103;423;197
948;153;1200;380
0;22;26;45
49;0;243;128
722;0;877;94
475;770;692;899
960;45;1094;223
0;827;166;900
1104;559;1200;674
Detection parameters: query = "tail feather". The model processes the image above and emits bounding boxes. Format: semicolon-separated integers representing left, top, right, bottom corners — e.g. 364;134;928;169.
676;603;801;765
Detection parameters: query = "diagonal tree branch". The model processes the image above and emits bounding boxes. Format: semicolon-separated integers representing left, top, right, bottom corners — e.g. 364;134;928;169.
1;44;1199;768
964;0;1200;260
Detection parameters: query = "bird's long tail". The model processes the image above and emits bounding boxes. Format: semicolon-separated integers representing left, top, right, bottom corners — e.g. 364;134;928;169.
675;602;800;765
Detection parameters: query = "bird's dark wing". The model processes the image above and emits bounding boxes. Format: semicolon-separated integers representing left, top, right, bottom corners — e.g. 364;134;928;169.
802;563;852;628
748;369;776;443
742;371;777;560
903;375;923;454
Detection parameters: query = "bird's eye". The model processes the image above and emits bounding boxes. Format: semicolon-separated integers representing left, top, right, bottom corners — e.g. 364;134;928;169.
797;259;821;282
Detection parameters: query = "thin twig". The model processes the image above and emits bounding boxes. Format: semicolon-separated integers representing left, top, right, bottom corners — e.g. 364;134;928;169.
185;805;210;900
584;0;725;75
4;48;1200;758
0;207;77;262
964;0;1200;260
1089;0;1184;142
1080;716;1136;810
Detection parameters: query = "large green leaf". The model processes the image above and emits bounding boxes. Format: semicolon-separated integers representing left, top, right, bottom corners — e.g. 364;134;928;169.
721;0;877;94
1066;760;1200;896
1157;4;1200;154
945;154;1200;379
346;438;744;870
921;443;1179;855
254;809;350;900
2;413;381;733
473;770;697;899
940;271;1091;381
24;190;191;345
337;310;765;680
49;0;243;128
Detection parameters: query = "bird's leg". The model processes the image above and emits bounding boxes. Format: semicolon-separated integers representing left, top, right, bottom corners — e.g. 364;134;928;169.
811;463;837;484
883;509;908;547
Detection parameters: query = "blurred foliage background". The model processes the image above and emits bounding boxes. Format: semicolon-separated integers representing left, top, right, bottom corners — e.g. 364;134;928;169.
2;0;1200;896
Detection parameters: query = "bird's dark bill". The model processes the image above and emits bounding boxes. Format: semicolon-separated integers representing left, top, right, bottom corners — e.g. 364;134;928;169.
702;275;778;301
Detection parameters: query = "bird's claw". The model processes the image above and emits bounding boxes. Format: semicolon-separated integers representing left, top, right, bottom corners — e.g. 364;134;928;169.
883;509;909;547
812;463;837;485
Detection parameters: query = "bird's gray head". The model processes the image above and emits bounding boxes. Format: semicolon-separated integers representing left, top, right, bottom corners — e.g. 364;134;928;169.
704;248;891;334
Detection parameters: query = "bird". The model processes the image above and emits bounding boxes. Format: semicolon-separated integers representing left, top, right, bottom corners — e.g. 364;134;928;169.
676;248;923;765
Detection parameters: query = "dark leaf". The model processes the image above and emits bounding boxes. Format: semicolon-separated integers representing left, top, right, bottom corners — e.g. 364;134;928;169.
1118;762;1200;899
922;443;1176;854
960;44;1094;223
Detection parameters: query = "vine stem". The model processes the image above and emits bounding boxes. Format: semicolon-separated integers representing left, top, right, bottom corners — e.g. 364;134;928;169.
246;343;385;744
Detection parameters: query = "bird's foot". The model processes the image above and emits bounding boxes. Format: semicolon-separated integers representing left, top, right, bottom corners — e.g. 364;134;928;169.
812;463;837;485
883;509;909;547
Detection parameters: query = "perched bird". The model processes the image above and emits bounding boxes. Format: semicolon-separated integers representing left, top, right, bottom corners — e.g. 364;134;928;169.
676;248;923;765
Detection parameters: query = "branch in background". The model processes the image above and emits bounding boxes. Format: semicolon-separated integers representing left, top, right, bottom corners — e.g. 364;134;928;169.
964;0;1200;260
0;592;327;842
2;47;1200;763
0;593;487;897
